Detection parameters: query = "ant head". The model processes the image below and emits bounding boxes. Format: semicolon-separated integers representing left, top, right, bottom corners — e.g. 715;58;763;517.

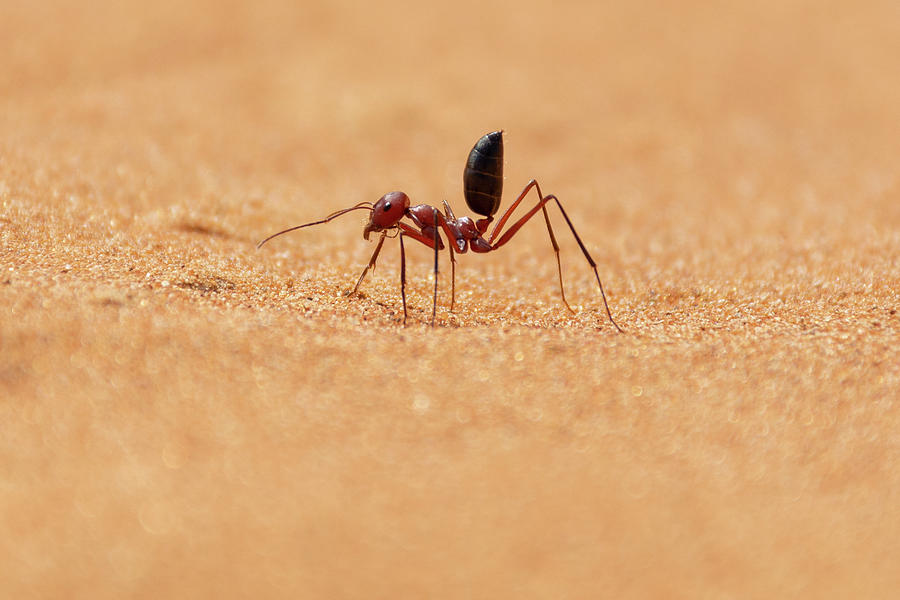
364;191;409;239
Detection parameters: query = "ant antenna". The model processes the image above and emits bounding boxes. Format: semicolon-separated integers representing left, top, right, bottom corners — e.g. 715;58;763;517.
256;202;373;249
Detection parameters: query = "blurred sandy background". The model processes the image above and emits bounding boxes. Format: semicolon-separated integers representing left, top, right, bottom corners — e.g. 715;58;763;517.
2;0;899;597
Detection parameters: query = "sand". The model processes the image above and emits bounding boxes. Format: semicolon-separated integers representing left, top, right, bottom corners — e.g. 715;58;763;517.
2;0;899;597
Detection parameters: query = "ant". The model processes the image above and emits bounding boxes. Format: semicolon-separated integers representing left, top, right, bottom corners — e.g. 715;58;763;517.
257;131;623;332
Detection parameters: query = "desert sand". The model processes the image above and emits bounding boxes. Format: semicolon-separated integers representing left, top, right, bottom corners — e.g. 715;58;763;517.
2;0;899;597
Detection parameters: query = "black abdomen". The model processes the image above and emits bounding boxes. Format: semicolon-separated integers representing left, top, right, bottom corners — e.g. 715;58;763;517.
463;131;503;217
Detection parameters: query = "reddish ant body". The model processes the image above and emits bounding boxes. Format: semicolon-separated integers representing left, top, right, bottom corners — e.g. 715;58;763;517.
258;131;622;331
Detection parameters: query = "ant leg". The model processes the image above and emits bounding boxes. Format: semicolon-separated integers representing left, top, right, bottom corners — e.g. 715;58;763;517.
498;194;623;332
439;201;459;312
538;195;575;314
399;232;408;324
397;221;450;325
550;197;623;333
487;179;540;243
349;232;387;297
492;187;624;333
448;245;457;312
489;180;573;313
431;208;439;326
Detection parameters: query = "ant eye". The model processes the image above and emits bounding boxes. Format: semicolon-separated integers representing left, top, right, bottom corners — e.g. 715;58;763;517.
383;202;392;212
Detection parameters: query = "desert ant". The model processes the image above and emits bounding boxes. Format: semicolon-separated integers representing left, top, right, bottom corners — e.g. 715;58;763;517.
257;131;623;332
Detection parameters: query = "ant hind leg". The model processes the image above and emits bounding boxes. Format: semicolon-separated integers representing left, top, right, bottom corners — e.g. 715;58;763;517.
490;183;623;332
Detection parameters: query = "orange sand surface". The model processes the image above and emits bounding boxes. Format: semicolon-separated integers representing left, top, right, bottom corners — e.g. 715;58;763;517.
2;1;899;597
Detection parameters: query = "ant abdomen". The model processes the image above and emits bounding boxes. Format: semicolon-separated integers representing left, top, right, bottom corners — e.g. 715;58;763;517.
463;130;504;218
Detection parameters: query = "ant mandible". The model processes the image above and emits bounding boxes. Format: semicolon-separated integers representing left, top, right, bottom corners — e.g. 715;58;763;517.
257;131;623;332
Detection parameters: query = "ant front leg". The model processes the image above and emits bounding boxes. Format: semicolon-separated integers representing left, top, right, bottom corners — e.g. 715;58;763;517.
349;231;387;297
399;231;408;324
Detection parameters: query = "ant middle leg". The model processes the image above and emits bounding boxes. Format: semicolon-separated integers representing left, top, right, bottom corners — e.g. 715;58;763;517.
426;207;460;322
430;208;439;326
397;221;448;326
448;245;457;312
441;200;459;312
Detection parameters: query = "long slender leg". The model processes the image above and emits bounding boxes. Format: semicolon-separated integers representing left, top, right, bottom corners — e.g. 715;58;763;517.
397;221;453;324
551;197;623;333
490;180;573;313
492;185;624;333
439;201;459;313
448;245;457;312
349;232;387;296
487;179;540;244
431;208;439;326
537;187;574;314
399;232;408;324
